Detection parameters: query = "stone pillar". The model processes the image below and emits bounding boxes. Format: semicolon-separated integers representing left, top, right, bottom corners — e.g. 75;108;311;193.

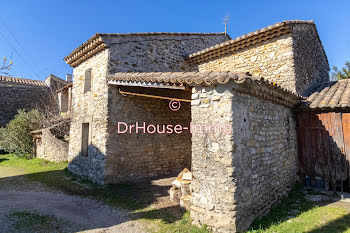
190;84;237;232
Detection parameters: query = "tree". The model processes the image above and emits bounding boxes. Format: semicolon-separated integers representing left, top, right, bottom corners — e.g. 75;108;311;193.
331;61;350;80
0;57;13;75
0;109;43;156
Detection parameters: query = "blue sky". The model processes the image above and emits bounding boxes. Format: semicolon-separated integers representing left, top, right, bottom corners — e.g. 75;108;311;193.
0;0;349;81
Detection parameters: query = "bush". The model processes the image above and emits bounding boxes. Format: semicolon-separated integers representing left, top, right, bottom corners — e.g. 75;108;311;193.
0;109;42;156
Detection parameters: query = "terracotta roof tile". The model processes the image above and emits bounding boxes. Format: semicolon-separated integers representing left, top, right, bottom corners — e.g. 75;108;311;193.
0;76;47;87
187;20;315;64
64;32;229;68
107;71;302;107
300;79;350;111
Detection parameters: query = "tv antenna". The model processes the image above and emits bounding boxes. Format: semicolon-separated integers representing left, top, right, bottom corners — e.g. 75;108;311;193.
223;14;230;36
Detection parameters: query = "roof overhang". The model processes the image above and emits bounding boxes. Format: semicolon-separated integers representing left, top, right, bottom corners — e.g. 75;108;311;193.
187;20;315;65
107;71;303;107
108;80;186;90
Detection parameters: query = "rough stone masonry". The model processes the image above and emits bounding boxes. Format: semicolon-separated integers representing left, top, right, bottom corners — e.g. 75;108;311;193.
64;20;328;232
190;80;298;232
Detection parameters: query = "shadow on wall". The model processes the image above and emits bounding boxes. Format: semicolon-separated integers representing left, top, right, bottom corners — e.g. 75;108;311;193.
0;147;187;231
296;112;350;192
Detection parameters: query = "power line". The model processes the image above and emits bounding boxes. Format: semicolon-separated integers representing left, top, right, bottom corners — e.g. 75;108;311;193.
0;17;46;77
0;17;44;79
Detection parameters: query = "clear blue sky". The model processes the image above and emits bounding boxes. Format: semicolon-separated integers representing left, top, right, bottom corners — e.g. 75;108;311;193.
1;0;349;81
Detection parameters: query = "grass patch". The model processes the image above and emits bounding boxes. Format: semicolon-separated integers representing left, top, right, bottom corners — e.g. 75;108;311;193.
248;184;314;231
6;211;77;233
151;211;209;233
0;154;205;232
247;184;350;233
0;154;147;210
247;206;350;233
3;154;349;233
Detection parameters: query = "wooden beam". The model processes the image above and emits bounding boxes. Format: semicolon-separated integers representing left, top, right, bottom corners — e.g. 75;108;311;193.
118;90;191;102
108;80;187;90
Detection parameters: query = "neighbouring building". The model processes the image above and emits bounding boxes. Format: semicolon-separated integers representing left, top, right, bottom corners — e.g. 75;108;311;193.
57;81;73;116
61;20;339;232
0;74;69;127
297;79;350;192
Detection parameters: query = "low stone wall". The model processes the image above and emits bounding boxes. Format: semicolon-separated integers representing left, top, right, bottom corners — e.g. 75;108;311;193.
36;128;69;162
190;81;298;232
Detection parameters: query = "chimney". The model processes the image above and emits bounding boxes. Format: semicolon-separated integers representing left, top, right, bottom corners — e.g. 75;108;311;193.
66;74;73;83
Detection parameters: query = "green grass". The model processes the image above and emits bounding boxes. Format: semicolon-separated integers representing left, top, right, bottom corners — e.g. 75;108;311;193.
248;206;350;233
2;154;350;233
6;211;76;233
247;184;350;233
0;154;206;232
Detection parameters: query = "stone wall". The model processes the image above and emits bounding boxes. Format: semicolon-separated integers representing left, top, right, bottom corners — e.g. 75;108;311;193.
104;87;191;184
0;84;53;127
190;81;297;232
291;23;330;95
197;34;295;92
35;128;69;162
196;23;329;96
67;34;228;184
67;49;110;184
105;34;229;73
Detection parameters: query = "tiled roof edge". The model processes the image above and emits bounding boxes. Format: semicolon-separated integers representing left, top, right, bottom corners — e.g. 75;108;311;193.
298;79;350;111
0;76;47;87
107;71;303;107
187;20;314;64
64;32;230;68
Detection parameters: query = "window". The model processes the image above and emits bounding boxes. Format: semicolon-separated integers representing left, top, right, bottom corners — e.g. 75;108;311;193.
84;68;92;93
81;123;89;157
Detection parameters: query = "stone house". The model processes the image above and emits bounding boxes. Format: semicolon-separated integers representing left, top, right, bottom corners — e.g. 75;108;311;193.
64;20;332;232
0;74;69;127
56;81;73;116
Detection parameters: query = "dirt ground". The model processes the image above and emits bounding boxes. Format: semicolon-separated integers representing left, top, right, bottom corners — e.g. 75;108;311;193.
305;189;350;213
0;166;182;233
0;166;149;233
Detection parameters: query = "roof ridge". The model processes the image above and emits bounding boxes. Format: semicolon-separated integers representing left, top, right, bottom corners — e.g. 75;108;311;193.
187;20;315;63
64;32;230;67
0;75;47;87
98;32;227;36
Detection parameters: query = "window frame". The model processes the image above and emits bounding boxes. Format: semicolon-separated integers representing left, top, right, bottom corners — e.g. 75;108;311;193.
84;68;92;93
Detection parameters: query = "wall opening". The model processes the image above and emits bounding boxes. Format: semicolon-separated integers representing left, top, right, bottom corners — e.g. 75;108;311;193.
84;69;92;93
81;123;89;157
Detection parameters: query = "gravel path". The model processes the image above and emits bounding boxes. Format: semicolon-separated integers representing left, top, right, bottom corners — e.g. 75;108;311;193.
0;190;145;233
